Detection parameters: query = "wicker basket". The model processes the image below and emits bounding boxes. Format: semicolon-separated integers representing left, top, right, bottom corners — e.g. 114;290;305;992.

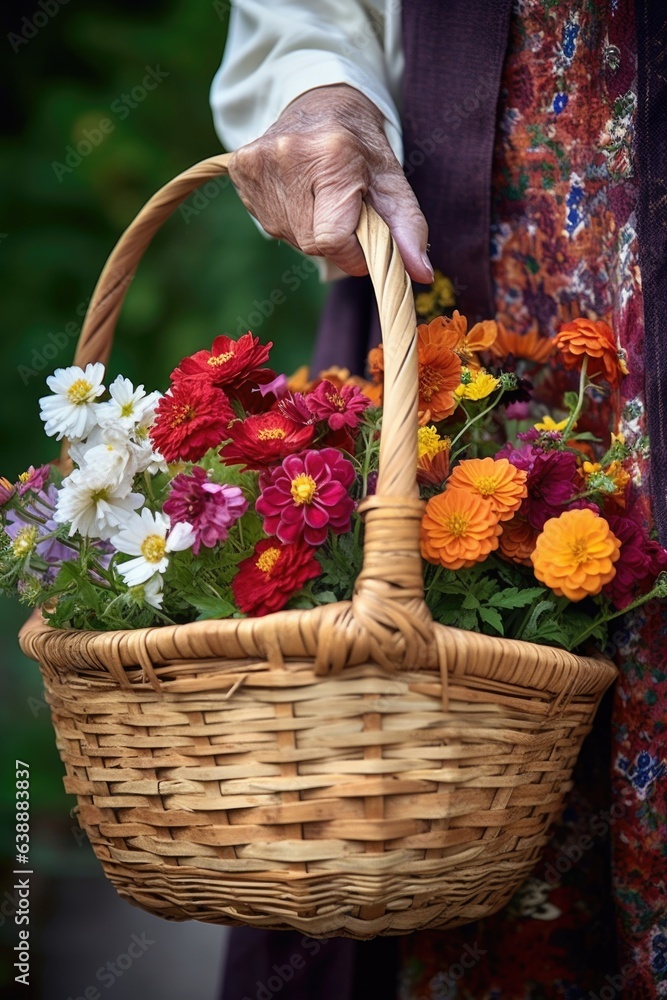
19;155;617;939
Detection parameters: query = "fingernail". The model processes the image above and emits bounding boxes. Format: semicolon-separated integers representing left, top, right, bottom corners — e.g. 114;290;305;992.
422;252;435;282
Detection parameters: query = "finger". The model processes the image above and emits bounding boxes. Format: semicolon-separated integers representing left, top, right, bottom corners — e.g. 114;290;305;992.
367;172;433;284
302;180;369;277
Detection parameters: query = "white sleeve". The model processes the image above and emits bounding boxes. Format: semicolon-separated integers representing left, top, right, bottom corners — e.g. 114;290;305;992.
210;0;403;162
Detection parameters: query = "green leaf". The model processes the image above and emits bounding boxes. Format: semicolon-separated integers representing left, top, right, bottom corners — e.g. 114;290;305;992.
187;595;236;620
478;606;504;634
489;587;546;609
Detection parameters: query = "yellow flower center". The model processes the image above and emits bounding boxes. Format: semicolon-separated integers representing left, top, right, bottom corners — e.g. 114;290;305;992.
473;475;501;496
170;403;196;428
140;534;166;563
66;378;93;404
256;546;281;575
418;426;450;461
419;366;442;402
444;513;469;538
290;474;317;505
568;538;592;565
207;351;234;366
12;526;37;557
120;402;135;418
18;471;31;483
90;488;110;504
326;391;345;410
257;427;287;441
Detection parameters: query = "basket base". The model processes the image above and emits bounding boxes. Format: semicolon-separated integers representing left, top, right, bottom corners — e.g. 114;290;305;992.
100;856;536;939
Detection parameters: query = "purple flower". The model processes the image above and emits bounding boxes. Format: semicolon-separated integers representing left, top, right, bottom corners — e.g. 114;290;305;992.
17;464;51;497
163;465;248;555
5;485;76;568
496;441;541;473
505;401;531;420
522;451;585;530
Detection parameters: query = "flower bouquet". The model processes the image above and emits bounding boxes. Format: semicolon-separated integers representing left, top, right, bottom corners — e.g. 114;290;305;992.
9;159;630;936
3;311;665;654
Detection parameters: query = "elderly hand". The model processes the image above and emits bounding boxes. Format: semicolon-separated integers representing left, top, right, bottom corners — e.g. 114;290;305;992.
228;84;433;283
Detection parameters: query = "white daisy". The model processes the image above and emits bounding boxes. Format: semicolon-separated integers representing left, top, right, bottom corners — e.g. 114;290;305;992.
39;363;106;441
128;574;164;610
55;466;144;539
112;509;195;587
69;424;137;484
96;376;161;433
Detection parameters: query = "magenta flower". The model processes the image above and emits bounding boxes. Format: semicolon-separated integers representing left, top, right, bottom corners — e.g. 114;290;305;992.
17;464;51;497
495;440;540;473
521;450;584;530
163;465;248;555
305;379;371;432
603;514;667;609
278;391;316;426
256;447;355;545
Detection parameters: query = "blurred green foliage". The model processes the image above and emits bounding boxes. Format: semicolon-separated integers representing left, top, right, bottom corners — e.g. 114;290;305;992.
0;0;324;851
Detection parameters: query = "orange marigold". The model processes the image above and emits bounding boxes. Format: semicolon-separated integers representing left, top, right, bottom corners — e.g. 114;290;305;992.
489;321;556;364
421;489;502;570
447;458;528;521
417;324;462;420
498;513;538;567
555;318;629;388
423;311;498;368
530;508;622;601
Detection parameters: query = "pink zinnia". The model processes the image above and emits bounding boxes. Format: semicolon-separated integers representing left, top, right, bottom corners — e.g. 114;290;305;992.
163;466;248;554
278;391;316;427
256;447;355;546
305;379;371;432
17;464;51;497
603;514;667;609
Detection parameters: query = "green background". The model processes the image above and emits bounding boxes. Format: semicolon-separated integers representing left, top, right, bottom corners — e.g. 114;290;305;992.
0;0;324;986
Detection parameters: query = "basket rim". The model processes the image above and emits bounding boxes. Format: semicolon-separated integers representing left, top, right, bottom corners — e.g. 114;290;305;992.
19;602;617;698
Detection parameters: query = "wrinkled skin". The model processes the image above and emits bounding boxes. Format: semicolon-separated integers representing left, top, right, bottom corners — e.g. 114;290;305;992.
228;84;433;283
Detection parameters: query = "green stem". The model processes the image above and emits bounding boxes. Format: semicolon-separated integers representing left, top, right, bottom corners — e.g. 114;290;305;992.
449;389;506;461
568;584;665;651
561;356;588;443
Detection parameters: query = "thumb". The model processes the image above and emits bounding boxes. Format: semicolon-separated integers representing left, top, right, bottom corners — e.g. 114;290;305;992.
367;170;433;285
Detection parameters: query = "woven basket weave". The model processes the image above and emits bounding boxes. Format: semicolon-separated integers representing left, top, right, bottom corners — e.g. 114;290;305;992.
19;154;617;939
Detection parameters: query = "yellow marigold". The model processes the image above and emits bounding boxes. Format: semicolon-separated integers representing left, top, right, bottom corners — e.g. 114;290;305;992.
417;426;450;487
582;460;630;503
415;271;456;319
447;457;528;521
534;415;570;432
454;368;500;401
418;425;450;461
421;489;502;570
498;514;538;567
530;508;622;601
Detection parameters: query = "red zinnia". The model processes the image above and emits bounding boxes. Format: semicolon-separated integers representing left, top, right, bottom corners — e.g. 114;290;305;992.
232;537;321;616
256;448;355;546
219;412;315;471
171;332;272;391
150;380;233;462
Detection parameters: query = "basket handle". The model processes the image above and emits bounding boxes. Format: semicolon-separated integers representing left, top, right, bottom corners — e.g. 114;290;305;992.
64;154;434;671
